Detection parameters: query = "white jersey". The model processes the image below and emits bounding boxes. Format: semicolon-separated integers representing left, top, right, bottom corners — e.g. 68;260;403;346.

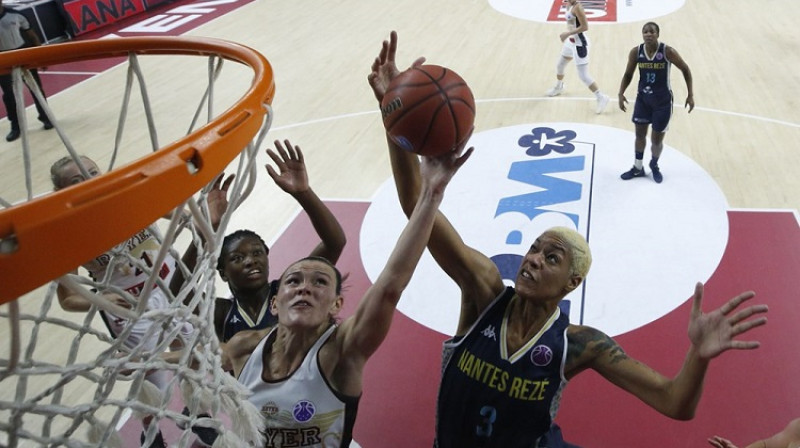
239;325;359;448
82;225;188;344
564;4;588;48
83;226;175;298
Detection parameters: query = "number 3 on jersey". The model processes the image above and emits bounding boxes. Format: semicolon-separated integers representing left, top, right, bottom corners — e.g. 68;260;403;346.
476;405;497;438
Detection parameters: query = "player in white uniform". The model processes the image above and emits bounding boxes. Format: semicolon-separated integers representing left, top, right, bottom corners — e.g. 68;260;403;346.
50;155;201;447
225;134;472;447
545;0;610;114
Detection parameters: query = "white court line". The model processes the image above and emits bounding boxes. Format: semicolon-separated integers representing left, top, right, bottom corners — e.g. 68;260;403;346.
272;96;800;131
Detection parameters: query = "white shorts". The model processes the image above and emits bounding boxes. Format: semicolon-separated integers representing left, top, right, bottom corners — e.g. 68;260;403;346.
560;37;590;65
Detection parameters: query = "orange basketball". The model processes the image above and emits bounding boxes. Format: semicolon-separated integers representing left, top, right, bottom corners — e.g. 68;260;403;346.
380;65;475;157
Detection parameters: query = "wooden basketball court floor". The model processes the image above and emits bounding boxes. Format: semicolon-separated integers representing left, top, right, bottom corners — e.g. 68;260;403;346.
1;0;798;446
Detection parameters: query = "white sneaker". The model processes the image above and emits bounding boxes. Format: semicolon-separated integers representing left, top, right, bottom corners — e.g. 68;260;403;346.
596;94;609;114
546;83;564;97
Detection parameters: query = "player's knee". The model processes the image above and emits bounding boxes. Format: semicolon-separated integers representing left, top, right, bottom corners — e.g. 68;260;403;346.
556;57;570;75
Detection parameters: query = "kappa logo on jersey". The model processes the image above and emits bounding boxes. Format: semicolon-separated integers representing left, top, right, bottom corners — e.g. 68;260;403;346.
530;345;554;367
229;315;241;324
487;0;685;24
293;400;316;423
481;325;497;341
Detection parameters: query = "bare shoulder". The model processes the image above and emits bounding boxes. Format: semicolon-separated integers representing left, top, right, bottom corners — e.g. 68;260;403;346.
227;328;270;357
565;324;627;377
785;418;800;437
665;45;683;60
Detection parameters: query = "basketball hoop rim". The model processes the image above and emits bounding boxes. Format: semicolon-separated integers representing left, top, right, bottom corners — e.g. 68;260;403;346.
0;37;276;303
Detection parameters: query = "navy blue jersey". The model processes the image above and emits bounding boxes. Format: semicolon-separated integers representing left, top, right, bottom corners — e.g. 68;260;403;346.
220;280;279;343
435;287;569;448
636;42;672;96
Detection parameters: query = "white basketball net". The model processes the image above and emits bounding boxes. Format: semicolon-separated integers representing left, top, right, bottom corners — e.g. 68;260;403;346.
0;43;272;447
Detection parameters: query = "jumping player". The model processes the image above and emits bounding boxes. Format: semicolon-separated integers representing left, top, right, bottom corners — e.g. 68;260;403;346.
223;142;472;447
545;0;610;114
373;30;768;448
50;155;213;447
618;21;694;183
170;139;346;343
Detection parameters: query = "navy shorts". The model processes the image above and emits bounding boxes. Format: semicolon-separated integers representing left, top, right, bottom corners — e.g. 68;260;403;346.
632;91;673;133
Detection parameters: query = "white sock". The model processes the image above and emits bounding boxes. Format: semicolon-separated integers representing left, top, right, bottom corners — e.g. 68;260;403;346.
594;90;604;99
634;159;644;170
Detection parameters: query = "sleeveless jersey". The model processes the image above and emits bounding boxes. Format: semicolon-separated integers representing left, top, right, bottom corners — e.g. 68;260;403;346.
564;5;587;48
220;280;279;343
239;325;360;448
82;226;176;328
435;287;569;448
636;42;672;96
82;226;175;297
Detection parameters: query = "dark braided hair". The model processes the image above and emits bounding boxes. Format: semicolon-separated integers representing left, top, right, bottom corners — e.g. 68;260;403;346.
217;229;270;272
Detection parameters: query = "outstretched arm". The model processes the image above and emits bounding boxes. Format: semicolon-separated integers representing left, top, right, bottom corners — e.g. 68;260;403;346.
170;173;234;298
368;31;505;335
571;283;767;420
666;45;694;112
339;146;472;364
265;139;346;264
56;270;133;313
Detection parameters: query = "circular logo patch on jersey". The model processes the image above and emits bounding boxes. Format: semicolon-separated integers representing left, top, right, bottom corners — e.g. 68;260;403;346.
530;345;554;366
261;401;279;418
361;123;729;338
293;400;316;422
488;0;685;24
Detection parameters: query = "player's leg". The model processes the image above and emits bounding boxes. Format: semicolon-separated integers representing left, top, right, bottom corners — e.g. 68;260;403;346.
621;97;651;180
120;321;169;448
574;56;608;114
0;73;20;141
27;69;53;129
546;42;573;97
647;96;673;183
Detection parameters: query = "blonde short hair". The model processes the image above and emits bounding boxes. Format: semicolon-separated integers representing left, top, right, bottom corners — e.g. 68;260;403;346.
546;226;592;279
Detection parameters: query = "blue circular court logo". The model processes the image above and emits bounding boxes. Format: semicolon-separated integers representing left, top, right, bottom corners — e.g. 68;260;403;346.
361;123;729;338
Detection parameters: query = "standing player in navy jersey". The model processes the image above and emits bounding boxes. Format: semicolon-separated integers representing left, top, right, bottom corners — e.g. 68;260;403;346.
618;22;694;183
372;31;767;448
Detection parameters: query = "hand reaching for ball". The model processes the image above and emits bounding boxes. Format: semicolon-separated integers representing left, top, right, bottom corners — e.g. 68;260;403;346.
368;30;426;103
